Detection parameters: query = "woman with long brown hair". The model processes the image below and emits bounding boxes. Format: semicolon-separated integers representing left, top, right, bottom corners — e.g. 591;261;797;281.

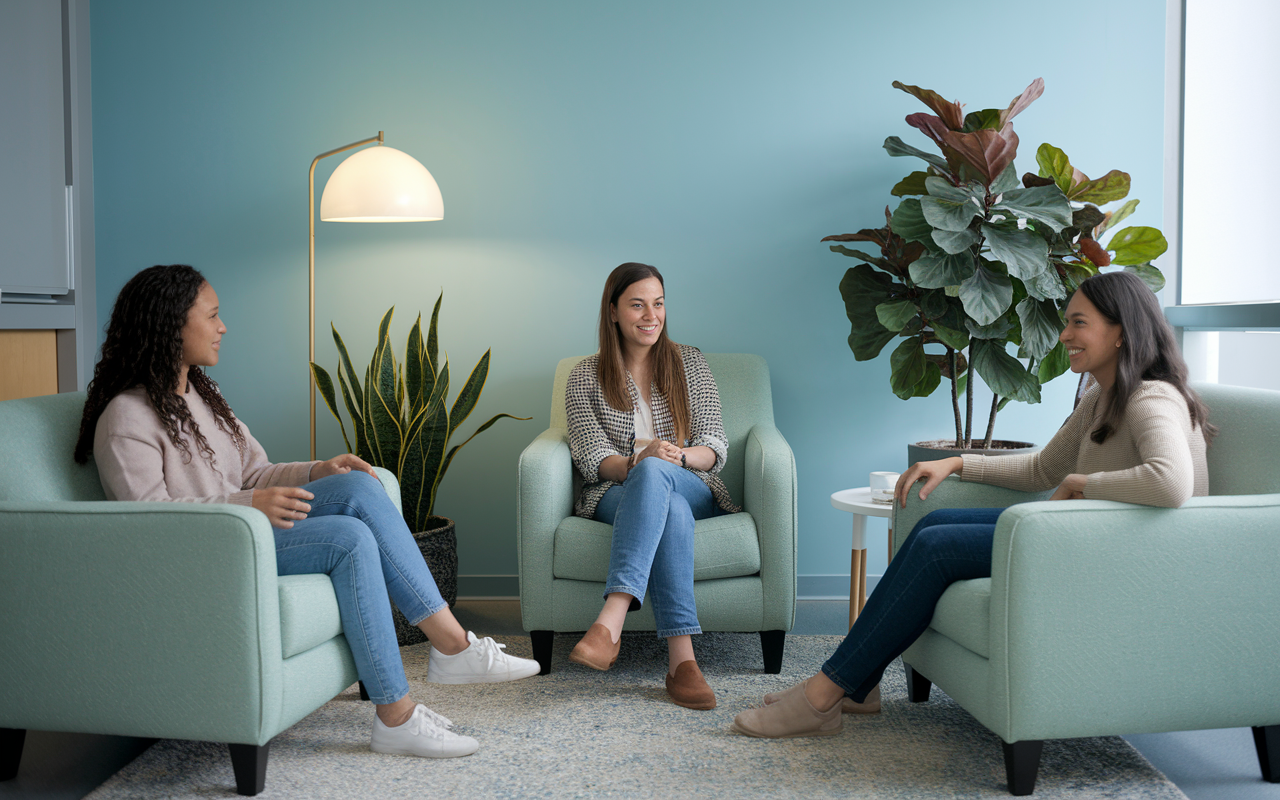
732;270;1214;738
564;262;738;709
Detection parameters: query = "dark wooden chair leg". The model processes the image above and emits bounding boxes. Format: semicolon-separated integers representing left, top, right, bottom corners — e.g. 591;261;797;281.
358;681;370;701
228;741;270;796
0;728;25;781
904;662;932;702
759;630;785;674
1254;726;1280;782
1002;739;1044;796
531;630;554;675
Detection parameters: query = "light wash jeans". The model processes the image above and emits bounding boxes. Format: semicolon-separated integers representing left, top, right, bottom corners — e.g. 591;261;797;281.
272;472;448;705
821;507;1003;702
594;457;721;638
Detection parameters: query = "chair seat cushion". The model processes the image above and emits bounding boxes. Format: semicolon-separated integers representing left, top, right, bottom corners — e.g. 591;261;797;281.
552;512;761;582
279;574;343;659
928;578;991;659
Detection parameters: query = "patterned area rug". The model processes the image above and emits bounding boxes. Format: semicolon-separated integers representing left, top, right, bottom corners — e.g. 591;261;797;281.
86;634;1185;799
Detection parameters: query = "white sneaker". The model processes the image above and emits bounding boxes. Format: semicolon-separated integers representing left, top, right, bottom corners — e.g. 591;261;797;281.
427;631;542;684
370;704;478;759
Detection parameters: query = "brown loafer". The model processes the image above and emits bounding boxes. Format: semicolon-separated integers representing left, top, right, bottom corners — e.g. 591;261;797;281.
665;660;716;710
764;680;881;714
568;623;620;671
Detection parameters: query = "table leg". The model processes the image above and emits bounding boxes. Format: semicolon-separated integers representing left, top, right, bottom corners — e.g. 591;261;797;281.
849;514;867;629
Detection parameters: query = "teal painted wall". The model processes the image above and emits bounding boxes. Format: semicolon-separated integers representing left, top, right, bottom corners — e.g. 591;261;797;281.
91;0;1167;585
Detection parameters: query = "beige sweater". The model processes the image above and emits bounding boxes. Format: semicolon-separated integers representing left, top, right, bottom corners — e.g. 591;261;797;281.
94;387;318;506
960;380;1209;508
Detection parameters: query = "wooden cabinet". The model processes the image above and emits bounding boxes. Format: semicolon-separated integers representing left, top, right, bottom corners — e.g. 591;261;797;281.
0;330;59;401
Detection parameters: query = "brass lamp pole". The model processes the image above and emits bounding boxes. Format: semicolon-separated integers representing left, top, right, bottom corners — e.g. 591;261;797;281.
306;131;444;459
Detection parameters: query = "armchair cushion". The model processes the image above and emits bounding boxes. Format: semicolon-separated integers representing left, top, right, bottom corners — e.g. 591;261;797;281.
278;574;343;659
551;512;761;583
930;578;991;659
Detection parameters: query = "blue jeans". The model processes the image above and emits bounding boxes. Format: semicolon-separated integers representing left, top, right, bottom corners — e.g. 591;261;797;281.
821;507;1004;702
594;457;721;638
272;472;448;705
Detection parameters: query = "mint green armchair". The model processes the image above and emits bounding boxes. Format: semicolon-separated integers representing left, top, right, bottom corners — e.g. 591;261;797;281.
0;392;402;796
517;353;797;673
891;383;1280;795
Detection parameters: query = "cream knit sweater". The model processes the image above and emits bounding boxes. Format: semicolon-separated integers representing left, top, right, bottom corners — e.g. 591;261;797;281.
93;387;318;506
960;380;1209;508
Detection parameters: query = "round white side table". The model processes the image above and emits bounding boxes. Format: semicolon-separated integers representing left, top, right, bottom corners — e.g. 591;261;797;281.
830;487;894;630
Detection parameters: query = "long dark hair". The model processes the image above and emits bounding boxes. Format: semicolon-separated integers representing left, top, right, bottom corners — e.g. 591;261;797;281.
1077;270;1215;444
74;264;246;466
596;262;691;445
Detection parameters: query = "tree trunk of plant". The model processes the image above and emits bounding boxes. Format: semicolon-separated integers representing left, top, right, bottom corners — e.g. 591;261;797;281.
982;394;999;450
964;344;975;449
949;348;962;448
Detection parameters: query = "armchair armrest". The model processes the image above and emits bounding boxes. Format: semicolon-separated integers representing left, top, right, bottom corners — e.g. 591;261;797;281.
371;466;402;514
516;428;574;627
986;493;1280;740
891;476;1050;556
0;500;286;744
744;423;797;630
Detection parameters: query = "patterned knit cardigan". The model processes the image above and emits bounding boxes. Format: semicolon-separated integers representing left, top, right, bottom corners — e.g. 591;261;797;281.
565;344;740;519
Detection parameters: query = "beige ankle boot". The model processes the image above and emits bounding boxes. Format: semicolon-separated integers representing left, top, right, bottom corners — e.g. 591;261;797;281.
731;681;842;738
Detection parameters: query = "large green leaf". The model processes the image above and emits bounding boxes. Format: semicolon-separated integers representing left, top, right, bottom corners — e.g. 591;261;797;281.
958;261;1013;325
930;225;981;254
1072;206;1106;236
909;249;976;288
366;334;403;471
1107;226;1168;265
447;349;491;437
332;325;364;422
310;363;352;453
876;300;919;332
1098;198;1139;237
1016;297;1061;360
931;321;969;350
1021;263;1068;301
839;264;896;324
965;315;1014;340
884;136;952;174
1125;264;1167;293
848;326;897;361
890;198;935;245
402;360;450;528
1038;341;1072;383
892;171;931;197
991;163;1020;194
1069;169;1130;204
336;369;367;459
992;185;1073;232
971;339;1040;403
962;108;1002;132
426;293;442;375
983;224;1050;281
920;177;984;232
919;290;948;319
406;315;425;410
1036;143;1074;194
889;337;941;400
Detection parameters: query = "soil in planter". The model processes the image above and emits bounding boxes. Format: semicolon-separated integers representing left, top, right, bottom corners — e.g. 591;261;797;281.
391;516;458;647
914;439;1035;451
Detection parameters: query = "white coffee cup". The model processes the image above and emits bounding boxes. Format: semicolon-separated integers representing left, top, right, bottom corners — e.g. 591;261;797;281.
870;471;900;504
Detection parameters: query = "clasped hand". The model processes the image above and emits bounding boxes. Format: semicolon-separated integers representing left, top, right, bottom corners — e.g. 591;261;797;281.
633;439;684;468
252;454;377;528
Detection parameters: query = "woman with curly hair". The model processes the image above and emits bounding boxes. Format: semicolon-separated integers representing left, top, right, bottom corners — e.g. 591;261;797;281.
732;270;1214;738
75;264;540;759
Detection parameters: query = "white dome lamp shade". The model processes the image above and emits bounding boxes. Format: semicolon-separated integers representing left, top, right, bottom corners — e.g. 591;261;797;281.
320;145;444;222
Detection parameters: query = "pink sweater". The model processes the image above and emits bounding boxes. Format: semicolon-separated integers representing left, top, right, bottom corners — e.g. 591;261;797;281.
93;387;318;506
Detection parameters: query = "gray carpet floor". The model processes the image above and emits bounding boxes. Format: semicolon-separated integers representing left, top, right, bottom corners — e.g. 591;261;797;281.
84;633;1185;799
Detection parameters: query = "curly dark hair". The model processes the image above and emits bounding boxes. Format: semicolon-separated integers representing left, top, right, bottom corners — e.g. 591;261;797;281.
74;264;247;467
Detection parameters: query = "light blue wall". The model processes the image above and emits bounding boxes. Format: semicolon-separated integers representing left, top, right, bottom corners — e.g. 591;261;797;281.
91;0;1167;586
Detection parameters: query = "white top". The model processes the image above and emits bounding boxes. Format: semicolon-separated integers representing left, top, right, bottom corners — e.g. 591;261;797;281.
633;391;656;451
830;487;893;518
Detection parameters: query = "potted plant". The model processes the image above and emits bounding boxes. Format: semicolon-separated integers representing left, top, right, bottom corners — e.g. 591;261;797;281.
311;293;529;644
825;79;1167;461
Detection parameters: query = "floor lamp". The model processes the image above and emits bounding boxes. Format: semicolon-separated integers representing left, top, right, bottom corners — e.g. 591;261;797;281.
308;131;443;459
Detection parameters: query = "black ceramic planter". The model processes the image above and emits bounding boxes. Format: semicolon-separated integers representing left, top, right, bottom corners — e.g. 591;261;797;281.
391;515;458;647
907;439;1038;466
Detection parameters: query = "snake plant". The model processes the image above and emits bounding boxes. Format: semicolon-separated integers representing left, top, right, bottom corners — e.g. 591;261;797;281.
310;294;528;532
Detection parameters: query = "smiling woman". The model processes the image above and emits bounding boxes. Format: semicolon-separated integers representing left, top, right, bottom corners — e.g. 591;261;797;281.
733;269;1216;740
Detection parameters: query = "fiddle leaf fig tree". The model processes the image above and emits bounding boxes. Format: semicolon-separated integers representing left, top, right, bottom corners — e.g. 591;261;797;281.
827;80;1167;449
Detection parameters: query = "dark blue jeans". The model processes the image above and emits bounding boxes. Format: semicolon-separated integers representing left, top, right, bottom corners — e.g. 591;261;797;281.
821;507;1003;702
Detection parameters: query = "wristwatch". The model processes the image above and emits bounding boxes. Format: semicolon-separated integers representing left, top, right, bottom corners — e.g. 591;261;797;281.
680;450;687;468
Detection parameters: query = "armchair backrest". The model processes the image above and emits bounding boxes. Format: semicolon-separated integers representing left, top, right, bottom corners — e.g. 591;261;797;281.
0;392;107;502
550;353;775;504
1194;382;1280;496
